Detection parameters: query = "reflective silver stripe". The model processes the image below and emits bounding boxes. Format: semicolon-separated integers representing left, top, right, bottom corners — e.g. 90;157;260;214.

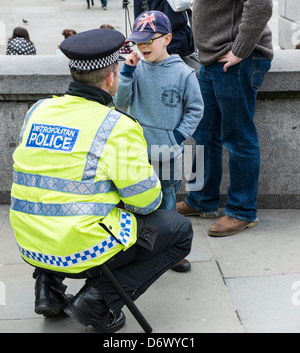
118;173;159;198
82;109;121;181
15;108;121;195
11;197;115;217
13;170;116;195
124;192;162;215
19;99;47;143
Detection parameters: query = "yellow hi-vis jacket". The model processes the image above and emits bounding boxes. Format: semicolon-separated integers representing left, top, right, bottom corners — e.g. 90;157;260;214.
10;92;162;275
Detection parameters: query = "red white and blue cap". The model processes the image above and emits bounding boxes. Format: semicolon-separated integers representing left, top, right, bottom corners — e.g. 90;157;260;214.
125;11;172;44
60;28;125;73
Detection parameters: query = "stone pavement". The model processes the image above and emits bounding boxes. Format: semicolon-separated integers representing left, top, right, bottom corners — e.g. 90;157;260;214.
1;205;300;333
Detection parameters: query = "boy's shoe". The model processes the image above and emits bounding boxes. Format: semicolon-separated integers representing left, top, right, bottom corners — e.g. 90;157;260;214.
176;201;218;218
208;215;258;237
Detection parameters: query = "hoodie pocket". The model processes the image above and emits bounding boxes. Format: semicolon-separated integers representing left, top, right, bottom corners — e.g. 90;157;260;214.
142;124;181;163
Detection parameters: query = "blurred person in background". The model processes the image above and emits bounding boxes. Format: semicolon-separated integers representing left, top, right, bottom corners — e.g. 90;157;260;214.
57;28;77;55
6;27;36;55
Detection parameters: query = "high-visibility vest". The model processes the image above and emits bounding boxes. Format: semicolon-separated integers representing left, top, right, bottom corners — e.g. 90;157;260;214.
10;94;162;275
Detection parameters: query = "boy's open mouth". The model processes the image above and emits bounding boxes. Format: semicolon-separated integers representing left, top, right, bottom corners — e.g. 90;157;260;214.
143;51;151;57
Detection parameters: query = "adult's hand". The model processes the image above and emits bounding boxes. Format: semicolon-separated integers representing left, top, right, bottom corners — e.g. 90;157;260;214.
218;50;243;72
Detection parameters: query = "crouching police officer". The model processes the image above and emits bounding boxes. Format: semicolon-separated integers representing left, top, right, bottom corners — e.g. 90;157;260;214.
9;29;193;333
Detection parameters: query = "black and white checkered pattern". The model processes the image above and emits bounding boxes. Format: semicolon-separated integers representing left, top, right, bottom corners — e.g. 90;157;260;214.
69;50;120;72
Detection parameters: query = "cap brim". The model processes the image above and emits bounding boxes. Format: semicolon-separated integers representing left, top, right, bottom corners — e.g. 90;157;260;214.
125;31;154;44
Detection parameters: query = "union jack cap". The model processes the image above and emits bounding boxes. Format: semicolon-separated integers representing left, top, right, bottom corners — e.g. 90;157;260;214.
125;11;172;44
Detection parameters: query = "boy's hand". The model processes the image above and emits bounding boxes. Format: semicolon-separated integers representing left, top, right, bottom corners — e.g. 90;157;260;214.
125;52;140;67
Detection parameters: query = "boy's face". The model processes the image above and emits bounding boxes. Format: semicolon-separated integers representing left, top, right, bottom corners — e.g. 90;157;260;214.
137;33;172;63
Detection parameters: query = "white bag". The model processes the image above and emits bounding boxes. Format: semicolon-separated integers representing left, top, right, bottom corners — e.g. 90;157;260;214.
167;0;193;12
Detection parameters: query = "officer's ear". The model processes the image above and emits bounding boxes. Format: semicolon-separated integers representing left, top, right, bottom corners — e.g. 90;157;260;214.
105;71;115;88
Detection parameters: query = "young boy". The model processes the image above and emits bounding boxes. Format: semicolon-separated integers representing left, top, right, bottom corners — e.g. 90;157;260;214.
113;11;203;272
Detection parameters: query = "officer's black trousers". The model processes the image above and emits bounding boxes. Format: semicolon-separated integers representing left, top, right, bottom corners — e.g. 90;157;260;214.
96;209;193;313
34;210;193;315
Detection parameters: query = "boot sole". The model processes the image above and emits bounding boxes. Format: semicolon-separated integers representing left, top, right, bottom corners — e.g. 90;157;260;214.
208;221;258;237
64;305;126;333
35;294;73;317
35;300;62;317
64;305;91;327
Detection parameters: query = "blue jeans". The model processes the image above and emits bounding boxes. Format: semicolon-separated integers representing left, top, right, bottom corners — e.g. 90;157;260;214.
154;159;181;211
159;177;181;211
185;51;271;222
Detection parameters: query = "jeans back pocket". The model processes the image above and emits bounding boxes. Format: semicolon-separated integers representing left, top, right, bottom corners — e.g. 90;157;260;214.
252;56;271;89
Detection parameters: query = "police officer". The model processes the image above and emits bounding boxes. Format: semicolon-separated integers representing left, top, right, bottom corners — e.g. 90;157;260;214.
10;29;193;333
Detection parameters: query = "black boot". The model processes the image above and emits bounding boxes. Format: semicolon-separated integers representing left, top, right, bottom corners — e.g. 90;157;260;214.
35;273;71;317
65;282;126;333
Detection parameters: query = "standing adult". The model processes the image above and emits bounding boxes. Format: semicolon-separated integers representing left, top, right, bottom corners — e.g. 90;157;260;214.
86;0;107;10
100;0;107;10
177;0;274;237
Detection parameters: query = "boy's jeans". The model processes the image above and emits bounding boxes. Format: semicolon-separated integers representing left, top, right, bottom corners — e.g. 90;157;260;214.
154;159;181;211
185;51;271;222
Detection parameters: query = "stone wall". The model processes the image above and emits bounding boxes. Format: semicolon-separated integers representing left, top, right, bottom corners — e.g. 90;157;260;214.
0;51;299;208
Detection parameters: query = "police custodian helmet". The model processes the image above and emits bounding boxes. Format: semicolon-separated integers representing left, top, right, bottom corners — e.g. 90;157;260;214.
60;28;125;73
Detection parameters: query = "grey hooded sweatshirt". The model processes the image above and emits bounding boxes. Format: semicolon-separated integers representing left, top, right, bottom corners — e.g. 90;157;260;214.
113;54;204;161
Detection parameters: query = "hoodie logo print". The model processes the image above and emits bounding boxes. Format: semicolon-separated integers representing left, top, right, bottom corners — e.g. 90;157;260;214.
161;85;181;108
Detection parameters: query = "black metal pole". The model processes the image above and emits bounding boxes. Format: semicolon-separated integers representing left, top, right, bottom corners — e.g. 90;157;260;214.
101;264;153;333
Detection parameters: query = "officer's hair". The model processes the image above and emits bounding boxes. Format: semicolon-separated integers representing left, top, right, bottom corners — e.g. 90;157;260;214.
71;62;118;86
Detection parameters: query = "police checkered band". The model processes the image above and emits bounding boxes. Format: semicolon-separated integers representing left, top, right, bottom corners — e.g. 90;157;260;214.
69;50;120;72
18;236;119;268
17;210;133;269
117;211;132;246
